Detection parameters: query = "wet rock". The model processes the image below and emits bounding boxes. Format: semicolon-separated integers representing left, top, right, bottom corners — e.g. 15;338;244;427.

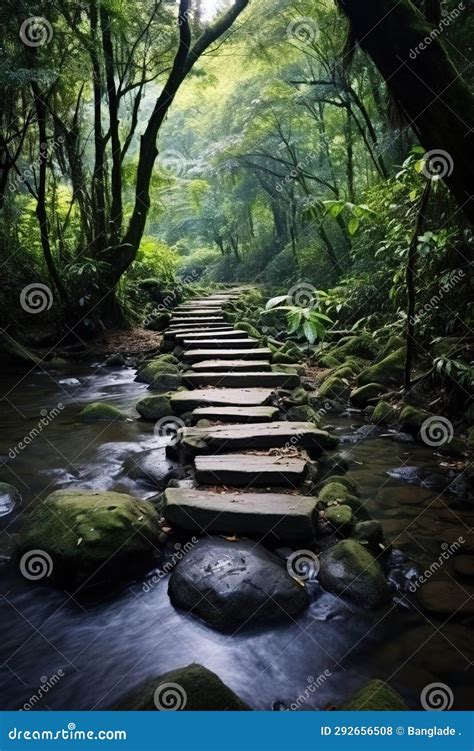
418;579;474;616
113;663;250;710
79;402;129;422
105;353;125;366
338;679;408;710
17;489;161;588
372;400;397;424
136;395;173;421
358;347;405;387
59;377;81;387
399;405;431;434
168;538;309;631
382;430;415;444
124;449;180;489
325;504;354;535
136;355;182;390
286;405;319;422
319;475;358;494
354;520;384;547
0;482;21;516
146;312;171;332
319;376;350;401
350;383;387;406
318;539;391;608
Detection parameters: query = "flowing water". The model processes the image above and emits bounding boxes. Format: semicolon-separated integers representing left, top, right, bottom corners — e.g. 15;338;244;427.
0;361;472;711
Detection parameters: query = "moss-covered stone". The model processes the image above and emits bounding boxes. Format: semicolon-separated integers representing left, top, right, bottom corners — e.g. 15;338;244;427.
319;482;353;504
105;353;125;366
325;504;354;535
319;539;391;608
287;405;319;423
320;475;358;494
273;349;296;364
437;437;466;458
372;400;398;424
0;482;21;516
354;520;384;547
136;395;173;421
319;375;350;400
328;334;378;361
338;679;408;710
236;321;261;339
358;347;406;387
331;366;354;380
17;489;161;587
399;405;431;433
350;382;387;406
289;387;308;406
114;663;249;711
136;356;182;390
79;402;129;422
319;355;341;368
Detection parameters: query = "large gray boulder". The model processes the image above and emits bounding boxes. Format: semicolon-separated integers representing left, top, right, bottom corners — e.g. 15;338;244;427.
319;539;391;608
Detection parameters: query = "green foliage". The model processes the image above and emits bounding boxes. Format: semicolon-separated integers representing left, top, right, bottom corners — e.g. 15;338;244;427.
262;293;333;346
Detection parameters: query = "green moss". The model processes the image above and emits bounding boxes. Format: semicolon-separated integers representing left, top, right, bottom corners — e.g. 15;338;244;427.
331;365;354;380
79;402;129;422
319;354;342;368
289;387;308;405
319;482;352;504
17;489;161;587
320;475;358;494
372;400;397;424
328;334;377;361
358;347;406;387
319;375;350;400
273;349;296;364
350;383;387;406
319;540;391;608
136;395;173;421
287;405;319;423
325;504;354;535
338;679;408;711
399;405;431;433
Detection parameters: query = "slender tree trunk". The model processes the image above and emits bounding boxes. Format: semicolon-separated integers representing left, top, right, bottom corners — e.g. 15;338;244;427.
90;0;107;255
101;5;122;242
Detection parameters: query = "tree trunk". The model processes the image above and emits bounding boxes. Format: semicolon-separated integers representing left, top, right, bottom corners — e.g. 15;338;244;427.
340;0;474;222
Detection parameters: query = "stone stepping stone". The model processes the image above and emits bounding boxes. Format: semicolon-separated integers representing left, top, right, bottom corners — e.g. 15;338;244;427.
192;406;279;423
194;453;307;486
184;347;272;363
175;329;246;341
165;326;235;341
163;488;318;539
191;360;272;372
182;338;259;349
170;387;274;412
170;316;225;325
183;372;300;388
174;421;338;454
167;323;232;332
172;309;224;316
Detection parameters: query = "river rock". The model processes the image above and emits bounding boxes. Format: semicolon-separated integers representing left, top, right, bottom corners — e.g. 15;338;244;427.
338;679;408;710
0;482;21;516
318;539;391;608
350;383;387;406
113;663;250;710
17;489;161;588
79;402;129;422
358;347;405;387
354;520;384;548
325;504;354;535
124;449;180;489
136;356;182;390
105;353;125;366
136;395;173;420
372;400;397;424
168;538;309;631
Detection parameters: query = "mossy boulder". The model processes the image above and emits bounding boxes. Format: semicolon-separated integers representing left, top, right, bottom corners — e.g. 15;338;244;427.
136;356;182;390
350;382;387;406
325;504;354;535
287;405;319;423
17;489;161;588
319;539;391;608
79;402;129;422
358;347;406;387
338;679;408;710
136;395;173;421
146;312;171;332
399;405;431;433
320;476;358;495
372;400;398;424
319;376;350;401
113;663;250;711
105;353;125;366
0;482;21;517
273;349;297;364
328;334;377;360
354;520;384;548
331;366;354;380
319;355;341;368
319;482;354;504
236;321;260;339
289;387;308;406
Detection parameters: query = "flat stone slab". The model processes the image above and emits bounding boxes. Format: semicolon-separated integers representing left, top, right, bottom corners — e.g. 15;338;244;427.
184;347;272;363
183;372;300;388
194;453;307;486
172;309;225;316
170;387;274;412
191;360;272;372
174;421;338;454
170;316;225;325
175;329;246;341
167;325;233;335
182;338;259;349
192;406;279;422
163;488;318;539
